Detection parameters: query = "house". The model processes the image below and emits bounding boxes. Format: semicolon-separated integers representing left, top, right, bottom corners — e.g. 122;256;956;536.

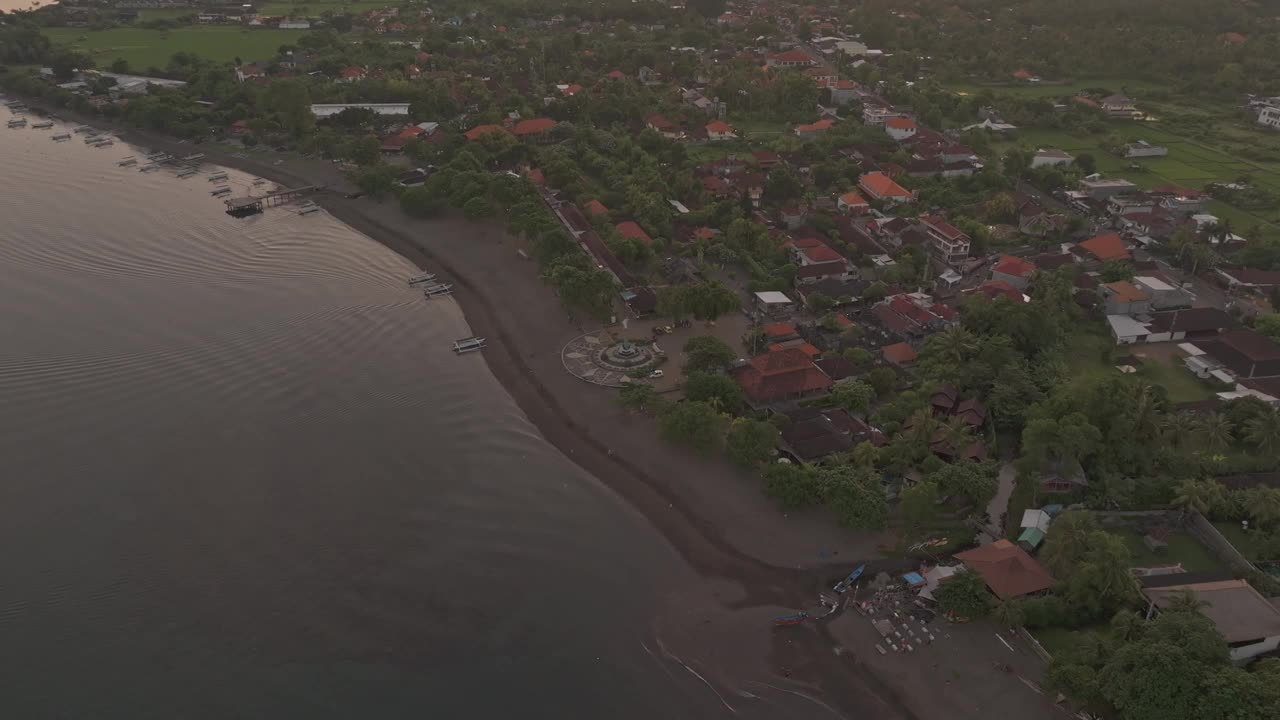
464;124;509;142
1076;232;1131;263
766;49;814;68
278;19;310;29
795;261;855;285
1080;177;1138;200
1102;280;1152;315
830;79;859;105
953;398;986;428
644;113;683;140
557;83;583;97
310;103;411;119
705;120;736;141
884;116;917;141
585;199;609;218
754;150;781;170
793;119;834;138
337;66;366;83
1122;140;1168;158
1257;105;1280;131
837;191;869;215
953;540;1056;600
1101;94;1139;119
1217;267;1280;290
1038;456;1089;494
731;348;833;405
235;64;266;83
863;104;905;125
1107;193;1158;217
881;342;917;366
1132;276;1191;309
1142;578;1280;664
1196;330;1280;379
859;172;915;205
919;214;971;266
512;117;556;141
1146;307;1234;342
615;221;653;246
1031;148;1073;168
991;255;1036;290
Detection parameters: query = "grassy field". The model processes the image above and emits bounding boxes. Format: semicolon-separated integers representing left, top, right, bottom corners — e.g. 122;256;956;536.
1120;529;1221;571
257;0;389;13
944;78;1157;99
1031;622;1108;658
1212;521;1270;561
1132;357;1213;404
45;26;311;69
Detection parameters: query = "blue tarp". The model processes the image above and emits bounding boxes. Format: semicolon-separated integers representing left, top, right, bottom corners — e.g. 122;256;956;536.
902;571;925;586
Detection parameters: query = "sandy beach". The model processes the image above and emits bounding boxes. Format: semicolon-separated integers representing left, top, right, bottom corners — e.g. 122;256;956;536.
4;100;1068;719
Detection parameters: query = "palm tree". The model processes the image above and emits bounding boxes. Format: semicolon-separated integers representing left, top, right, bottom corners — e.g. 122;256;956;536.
939;416;977;453
1161;412;1197;450
904;408;942;449
935;325;978;366
1197;413;1234;452
1165;589;1210;614
1041;511;1099;577
992;598;1025;630
1126;382;1160;442
1171;479;1222;519
1245;487;1280;530
1244;409;1280;455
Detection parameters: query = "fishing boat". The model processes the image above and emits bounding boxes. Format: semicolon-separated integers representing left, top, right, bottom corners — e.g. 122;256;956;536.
72;125;93;133
140;163;163;172
297;202;321;215
51;132;71;141
181;153;204;161
423;283;455;297
7;117;27;128
207;172;228;182
210;187;232;196
407;272;437;285
93;139;114;147
31;121;54;129
452;336;486;353
3;100;24;108
176;168;197;178
251;178;266;186
774;612;808;627
832;564;866;594
118;157;137;166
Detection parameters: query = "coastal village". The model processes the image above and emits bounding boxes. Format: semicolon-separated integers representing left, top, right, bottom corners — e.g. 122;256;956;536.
4;0;1280;716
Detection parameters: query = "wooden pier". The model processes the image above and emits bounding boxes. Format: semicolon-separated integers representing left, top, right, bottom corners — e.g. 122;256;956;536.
224;186;320;217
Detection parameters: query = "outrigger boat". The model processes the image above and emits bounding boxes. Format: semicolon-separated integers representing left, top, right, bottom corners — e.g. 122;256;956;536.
3;100;24;108
832;564;866;594
207;172;228;182
31;120;54;129
181;153;204;161
297;202;321;215
92;139;114;147
51;132;71;141
774;612;808;627
452;336;486;354
72;125;93;133
210;187;232;196
145;150;168;159
118;156;138;166
422;282;454;297
407;272;437;286
176;168;197;178
7;117;27;128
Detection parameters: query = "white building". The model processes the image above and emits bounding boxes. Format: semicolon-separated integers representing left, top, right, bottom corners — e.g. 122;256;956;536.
1031;148;1073;168
1258;105;1280;130
310;103;410;118
279;20;311;29
1123;140;1169;158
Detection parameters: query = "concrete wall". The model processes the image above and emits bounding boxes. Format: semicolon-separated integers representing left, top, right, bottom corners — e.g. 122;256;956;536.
1186;511;1258;572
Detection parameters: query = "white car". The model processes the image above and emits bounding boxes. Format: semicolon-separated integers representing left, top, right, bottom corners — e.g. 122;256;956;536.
648;370;664;379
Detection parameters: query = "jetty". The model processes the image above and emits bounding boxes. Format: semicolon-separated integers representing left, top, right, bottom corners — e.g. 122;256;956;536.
407;272;437;286
223;185;318;218
423;282;454;297
452;336;486;354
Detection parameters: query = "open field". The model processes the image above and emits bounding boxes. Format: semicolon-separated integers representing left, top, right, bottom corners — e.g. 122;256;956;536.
1120;528;1221;571
44;26;311;69
257;0;389;13
1212;521;1272;561
943;77;1158;99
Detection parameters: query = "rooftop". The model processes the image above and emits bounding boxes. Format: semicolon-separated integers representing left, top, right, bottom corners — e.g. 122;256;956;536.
1078;233;1131;261
1143;579;1280;643
954;539;1055;599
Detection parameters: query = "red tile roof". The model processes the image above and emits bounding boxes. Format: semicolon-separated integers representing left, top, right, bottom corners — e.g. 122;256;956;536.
706;120;735;134
955;539;1055;599
881;342;917;365
977;280;1025;302
340;66;365;78
616;221;653;245
512;117;556;135
797;241;843;263
607;69;625;79
733;348;832;403
763;322;798;339
795;119;834;133
645;113;676;130
859;172;913;200
464;124;509;141
560;83;583;96
527;168;546;186
1078;232;1130;261
769;49;813;63
993;255;1036;278
585;199;609;216
838;191;868;207
886;116;916;130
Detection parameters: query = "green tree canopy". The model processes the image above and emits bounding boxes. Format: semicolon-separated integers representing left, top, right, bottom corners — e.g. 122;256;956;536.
725;418;778;468
658;400;725;452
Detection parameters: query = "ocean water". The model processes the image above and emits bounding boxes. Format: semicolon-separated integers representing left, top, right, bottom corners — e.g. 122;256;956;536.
0;111;782;718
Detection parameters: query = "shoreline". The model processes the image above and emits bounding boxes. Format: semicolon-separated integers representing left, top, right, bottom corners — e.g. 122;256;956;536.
2;99;1061;719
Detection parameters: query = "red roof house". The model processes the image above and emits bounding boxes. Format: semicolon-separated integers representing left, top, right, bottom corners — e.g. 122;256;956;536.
954;540;1055;600
512;117;556;137
732;348;833;404
585;199;609;217
464;124;509;141
881;342;917;366
616;221;653;245
1077;232;1131;262
859;172;915;203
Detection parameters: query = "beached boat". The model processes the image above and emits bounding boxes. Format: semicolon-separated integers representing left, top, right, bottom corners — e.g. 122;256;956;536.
140;163;163;172
210;187;232;196
407;272;437;286
72;125;92;133
51;132;71;141
8;118;27;128
774;612;808;627
3;100;24;108
423;283;454;297
118;157;138;166
252;178;266;186
176;168;197;178
181;153;204;161
297;202;321;215
92;139;114;147
145;151;168;160
833;564;866;594
31;121;54;129
453;336;486;353
207;172;228;182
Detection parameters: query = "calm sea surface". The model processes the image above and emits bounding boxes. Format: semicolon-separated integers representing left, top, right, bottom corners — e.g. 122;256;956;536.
0;108;798;718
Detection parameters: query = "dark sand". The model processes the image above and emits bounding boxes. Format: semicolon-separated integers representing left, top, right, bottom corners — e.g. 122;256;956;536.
8;101;1064;719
